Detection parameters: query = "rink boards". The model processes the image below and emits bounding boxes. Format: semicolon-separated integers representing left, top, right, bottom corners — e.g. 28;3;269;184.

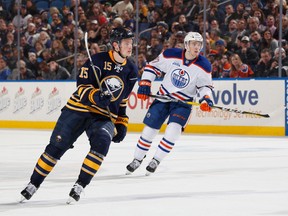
0;79;286;136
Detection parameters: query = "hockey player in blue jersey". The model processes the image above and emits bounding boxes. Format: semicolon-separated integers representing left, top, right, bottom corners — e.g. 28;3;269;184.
126;32;214;175
20;27;138;203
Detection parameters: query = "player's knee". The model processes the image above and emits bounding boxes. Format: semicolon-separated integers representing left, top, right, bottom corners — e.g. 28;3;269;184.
89;121;114;156
44;144;66;160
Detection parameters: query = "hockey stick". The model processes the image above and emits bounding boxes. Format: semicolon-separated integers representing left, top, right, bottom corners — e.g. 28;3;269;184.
84;32;117;135
149;95;270;118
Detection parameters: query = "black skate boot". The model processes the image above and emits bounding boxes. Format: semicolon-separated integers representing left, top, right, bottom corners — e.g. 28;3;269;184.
66;182;85;204
146;158;160;175
20;182;38;202
126;158;144;175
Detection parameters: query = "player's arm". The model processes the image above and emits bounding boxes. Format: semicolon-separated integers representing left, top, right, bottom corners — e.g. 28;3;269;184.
76;60;111;108
197;60;214;112
138;53;166;100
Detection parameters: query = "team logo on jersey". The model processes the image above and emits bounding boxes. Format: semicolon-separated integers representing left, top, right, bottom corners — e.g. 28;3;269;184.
114;65;123;73
170;69;190;88
101;76;124;101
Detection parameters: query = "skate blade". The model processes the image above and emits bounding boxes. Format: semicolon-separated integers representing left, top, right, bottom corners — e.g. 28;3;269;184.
19;196;27;203
145;171;152;176
66;197;76;205
125;170;133;175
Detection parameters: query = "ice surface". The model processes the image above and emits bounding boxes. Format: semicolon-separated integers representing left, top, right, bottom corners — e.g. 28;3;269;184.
0;129;288;216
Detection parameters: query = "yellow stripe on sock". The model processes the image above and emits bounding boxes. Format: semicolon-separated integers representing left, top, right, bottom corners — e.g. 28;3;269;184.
83;158;100;171
37;158;54;172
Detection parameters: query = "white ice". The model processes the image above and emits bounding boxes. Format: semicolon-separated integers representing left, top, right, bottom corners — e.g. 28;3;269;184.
0;129;288;216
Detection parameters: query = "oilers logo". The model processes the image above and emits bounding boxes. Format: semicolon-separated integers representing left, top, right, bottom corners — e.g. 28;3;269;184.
171;69;190;88
102;76;124;101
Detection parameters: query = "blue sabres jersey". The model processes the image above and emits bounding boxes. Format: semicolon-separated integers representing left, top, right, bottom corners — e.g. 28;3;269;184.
65;50;138;121
142;48;212;101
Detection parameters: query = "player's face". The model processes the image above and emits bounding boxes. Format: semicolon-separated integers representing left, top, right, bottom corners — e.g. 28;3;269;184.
187;41;202;56
119;38;133;57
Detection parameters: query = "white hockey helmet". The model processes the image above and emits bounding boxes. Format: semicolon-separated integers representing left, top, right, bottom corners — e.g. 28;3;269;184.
184;32;203;49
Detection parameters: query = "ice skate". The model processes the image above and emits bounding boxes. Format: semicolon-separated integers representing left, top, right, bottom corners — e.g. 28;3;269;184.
146;158;160;176
126;158;143;175
66;182;84;204
20;182;38;202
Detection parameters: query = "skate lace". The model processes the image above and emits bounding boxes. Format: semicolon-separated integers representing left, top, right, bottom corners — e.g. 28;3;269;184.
26;183;37;195
130;159;141;169
148;159;159;169
73;183;84;195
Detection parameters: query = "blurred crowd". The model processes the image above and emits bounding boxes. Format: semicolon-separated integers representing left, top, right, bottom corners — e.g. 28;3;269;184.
0;0;288;80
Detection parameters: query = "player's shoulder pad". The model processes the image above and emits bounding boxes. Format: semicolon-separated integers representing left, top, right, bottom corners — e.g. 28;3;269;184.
195;55;212;73
163;48;183;59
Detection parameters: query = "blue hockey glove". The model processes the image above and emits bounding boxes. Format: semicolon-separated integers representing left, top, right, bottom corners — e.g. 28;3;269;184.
137;80;151;101
199;95;213;112
93;89;112;108
112;116;128;143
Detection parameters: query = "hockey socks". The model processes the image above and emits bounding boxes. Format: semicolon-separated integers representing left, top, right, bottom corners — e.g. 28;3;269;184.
77;150;103;186
30;153;57;187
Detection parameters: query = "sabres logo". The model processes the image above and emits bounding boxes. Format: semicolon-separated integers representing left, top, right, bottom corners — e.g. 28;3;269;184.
170;69;190;88
101;76;124;101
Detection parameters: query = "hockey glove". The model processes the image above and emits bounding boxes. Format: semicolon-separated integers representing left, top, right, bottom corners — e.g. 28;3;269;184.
93;89;112;108
137;80;151;101
112;116;128;143
199;95;213;112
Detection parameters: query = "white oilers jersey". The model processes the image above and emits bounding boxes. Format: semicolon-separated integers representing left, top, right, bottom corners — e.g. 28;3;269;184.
142;48;213;102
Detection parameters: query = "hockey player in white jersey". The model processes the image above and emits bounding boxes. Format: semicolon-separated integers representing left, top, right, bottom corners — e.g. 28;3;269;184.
126;32;214;175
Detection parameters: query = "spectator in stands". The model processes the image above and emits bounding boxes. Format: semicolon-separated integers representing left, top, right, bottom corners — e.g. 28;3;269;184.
156;21;171;42
112;0;134;16
230;18;247;44
215;39;233;59
146;36;162;62
223;4;238;30
273;15;288;41
1;44;16;70
26;50;40;78
250;30;263;54
253;9;266;32
234;2;246;20
122;9;135;31
8;60;36;80
261;28;278;53
219;54;231;78
243;16;262;37
12;4;29;29
236;36;259;71
265;15;277;36
161;0;172;16
269;47;288;77
25;22;40;47
90;43;101;55
38;60;70;80
38;31;52;49
178;14;194;32
0;57;11;80
51;40;68;65
34;41;45;57
255;48;274;77
230;53;254;78
95;25;112;51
